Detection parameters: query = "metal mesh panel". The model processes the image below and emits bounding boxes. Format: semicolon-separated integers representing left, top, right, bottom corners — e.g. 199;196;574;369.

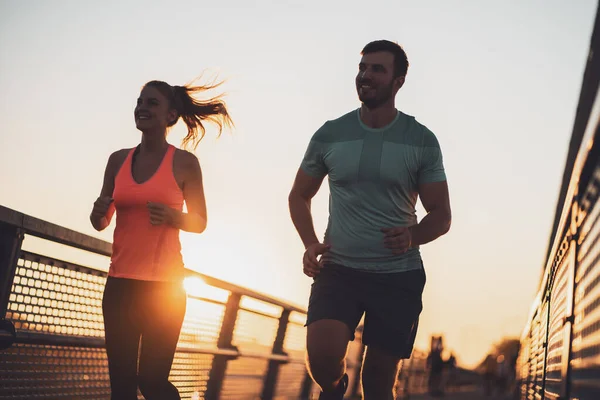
6;253;106;337
545;246;571;399
278;320;308;398
283;320;306;356
571;166;600;400
0;342;215;400
0;251;279;399
169;352;213;400
232;309;278;351
220;358;269;399
535;303;548;400
0;342;111;399
517;333;531;399
273;361;306;398
179;298;225;347
527;308;546;400
527;322;536;400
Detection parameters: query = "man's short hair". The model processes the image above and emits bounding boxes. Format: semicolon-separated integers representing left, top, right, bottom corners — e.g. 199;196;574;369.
361;40;409;77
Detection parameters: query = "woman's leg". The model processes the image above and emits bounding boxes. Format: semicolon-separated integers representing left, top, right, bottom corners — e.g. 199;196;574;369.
138;281;187;400
102;277;142;400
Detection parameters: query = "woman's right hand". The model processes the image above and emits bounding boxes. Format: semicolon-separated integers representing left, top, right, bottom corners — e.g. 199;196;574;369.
91;196;113;221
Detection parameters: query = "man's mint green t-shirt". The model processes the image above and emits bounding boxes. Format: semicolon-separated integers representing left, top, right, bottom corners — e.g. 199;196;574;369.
300;109;447;273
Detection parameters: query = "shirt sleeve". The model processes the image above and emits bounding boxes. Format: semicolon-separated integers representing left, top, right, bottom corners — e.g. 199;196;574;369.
299;124;328;179
418;127;447;185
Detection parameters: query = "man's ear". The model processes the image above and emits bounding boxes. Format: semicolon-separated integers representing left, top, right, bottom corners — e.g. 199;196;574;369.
394;76;406;91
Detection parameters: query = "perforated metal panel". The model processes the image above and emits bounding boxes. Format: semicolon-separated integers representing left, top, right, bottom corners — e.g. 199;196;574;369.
273;361;307;398
527;305;547;400
283;319;306;356
6;254;106;337
525;314;536;400
233;308;279;351
0;252;242;399
220;358;269;399
536;302;549;400
517;332;531;399
571;165;600;400
179;299;226;347
170;353;214;400
545;239;575;399
0;343;111;399
273;320;308;399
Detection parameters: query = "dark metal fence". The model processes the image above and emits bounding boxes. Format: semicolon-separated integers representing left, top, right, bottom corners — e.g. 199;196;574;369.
0;205;369;399
516;5;600;400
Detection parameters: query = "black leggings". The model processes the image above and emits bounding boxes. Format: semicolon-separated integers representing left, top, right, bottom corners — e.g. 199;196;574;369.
102;277;187;400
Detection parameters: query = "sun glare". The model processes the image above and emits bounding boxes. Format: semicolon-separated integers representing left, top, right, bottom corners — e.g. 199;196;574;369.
183;276;228;303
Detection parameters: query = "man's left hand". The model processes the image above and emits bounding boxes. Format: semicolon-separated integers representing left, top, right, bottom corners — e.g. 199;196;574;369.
381;226;413;254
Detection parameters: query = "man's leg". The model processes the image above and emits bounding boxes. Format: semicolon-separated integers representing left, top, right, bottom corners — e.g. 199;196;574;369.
305;264;363;397
361;345;401;400
361;267;426;400
307;319;352;392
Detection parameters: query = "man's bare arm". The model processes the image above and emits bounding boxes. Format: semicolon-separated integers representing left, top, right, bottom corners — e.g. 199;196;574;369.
288;169;325;249
410;180;452;246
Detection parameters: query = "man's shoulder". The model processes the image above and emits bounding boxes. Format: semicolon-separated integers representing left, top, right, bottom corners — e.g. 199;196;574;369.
328;109;358;126
393;111;440;149
312;109;360;143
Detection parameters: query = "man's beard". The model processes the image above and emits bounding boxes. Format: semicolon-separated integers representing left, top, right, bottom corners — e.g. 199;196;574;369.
359;82;394;109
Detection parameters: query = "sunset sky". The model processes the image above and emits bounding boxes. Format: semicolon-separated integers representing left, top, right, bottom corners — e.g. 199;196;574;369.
1;0;597;368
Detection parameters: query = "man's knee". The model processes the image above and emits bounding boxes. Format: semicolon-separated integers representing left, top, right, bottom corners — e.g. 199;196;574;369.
306;319;351;385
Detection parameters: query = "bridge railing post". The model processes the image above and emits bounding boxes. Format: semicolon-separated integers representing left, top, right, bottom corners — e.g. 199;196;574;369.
0;223;23;316
261;308;290;399
0;222;23;350
205;291;241;400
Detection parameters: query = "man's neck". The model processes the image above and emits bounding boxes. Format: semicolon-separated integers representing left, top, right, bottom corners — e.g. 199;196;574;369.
359;104;398;129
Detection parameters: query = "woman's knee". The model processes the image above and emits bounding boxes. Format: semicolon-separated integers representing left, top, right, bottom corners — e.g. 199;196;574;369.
138;376;180;400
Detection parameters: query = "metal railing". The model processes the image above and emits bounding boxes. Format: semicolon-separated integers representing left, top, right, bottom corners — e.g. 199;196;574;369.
516;5;600;400
0;205;368;399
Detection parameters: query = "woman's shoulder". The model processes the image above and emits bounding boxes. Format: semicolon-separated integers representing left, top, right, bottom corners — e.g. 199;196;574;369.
173;148;199;167
107;148;133;174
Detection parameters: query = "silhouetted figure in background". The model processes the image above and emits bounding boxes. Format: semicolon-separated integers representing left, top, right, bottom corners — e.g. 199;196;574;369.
289;40;452;400
482;354;497;396
496;354;509;395
90;78;232;400
427;348;445;396
445;352;457;391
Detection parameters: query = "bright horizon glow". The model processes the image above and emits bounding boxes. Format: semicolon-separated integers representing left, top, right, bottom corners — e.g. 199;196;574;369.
1;0;597;368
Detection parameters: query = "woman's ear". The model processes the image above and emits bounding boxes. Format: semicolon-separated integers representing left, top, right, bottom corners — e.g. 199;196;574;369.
168;108;179;125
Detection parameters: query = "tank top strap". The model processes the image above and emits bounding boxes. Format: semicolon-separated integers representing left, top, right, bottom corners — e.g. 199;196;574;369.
151;144;177;182
124;147;136;165
115;147;137;183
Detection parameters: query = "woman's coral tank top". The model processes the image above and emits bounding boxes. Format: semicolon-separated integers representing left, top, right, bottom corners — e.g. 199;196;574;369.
109;145;185;282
